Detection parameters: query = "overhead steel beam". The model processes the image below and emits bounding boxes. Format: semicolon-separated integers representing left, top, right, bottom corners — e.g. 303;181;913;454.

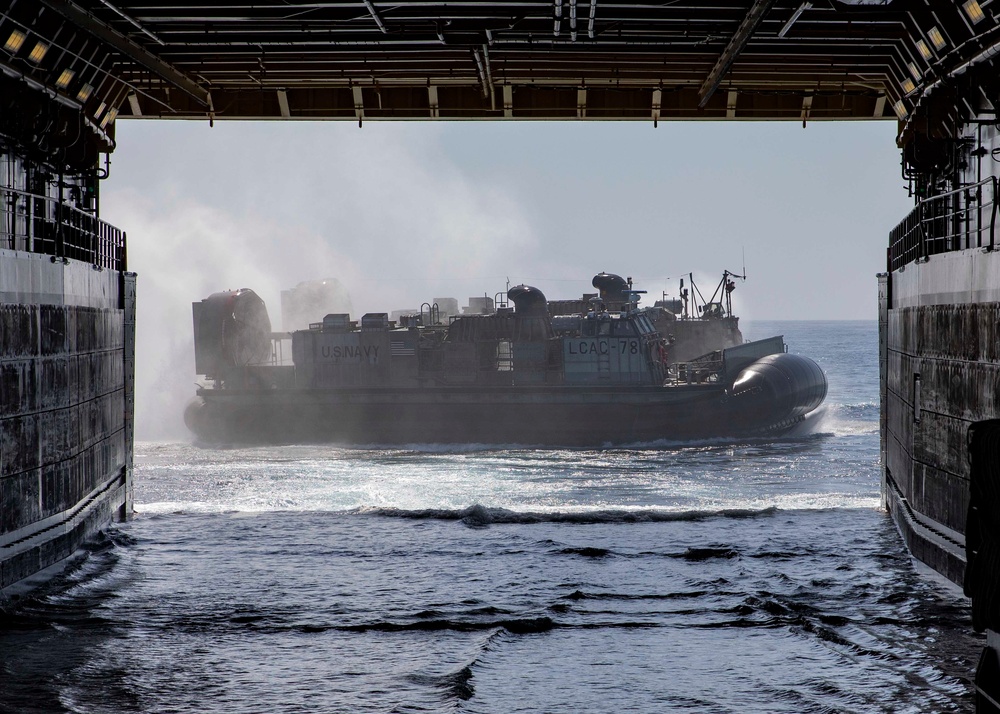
362;0;388;33
483;45;496;110
698;0;776;108
277;89;290;117
40;0;210;107
352;85;365;125
17;0;911;123
874;92;886;118
95;0;164;46
472;47;496;103
778;2;812;39
428;85;439;118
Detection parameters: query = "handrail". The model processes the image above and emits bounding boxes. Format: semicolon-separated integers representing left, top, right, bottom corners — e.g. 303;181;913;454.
0;186;126;271
888;177;998;272
668;358;723;385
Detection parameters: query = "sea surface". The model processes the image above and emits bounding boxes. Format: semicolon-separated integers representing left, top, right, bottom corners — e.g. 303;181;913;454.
0;321;984;713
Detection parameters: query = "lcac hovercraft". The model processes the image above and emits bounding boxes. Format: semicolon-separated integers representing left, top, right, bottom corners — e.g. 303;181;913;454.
184;273;826;445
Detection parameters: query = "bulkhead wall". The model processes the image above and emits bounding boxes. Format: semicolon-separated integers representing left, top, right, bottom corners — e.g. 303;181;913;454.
882;248;1000;587
0;250;134;591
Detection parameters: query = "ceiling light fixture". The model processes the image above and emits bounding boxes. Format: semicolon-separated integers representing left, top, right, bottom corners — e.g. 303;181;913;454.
27;42;48;63
963;0;986;24
55;68;75;89
100;107;117;129
4;30;26;53
902;78;916;94
916;39;932;60
928;27;946;50
893;100;909;119
77;83;93;102
908;62;922;80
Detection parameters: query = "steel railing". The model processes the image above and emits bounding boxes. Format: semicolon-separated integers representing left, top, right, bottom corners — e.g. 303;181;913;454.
668;357;724;385
0;187;126;271
889;177;998;272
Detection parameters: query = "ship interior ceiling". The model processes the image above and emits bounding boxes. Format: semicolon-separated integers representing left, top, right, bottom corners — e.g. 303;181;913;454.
0;0;991;131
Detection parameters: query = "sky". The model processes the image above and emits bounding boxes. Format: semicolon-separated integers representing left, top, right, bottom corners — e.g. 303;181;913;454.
102;118;912;438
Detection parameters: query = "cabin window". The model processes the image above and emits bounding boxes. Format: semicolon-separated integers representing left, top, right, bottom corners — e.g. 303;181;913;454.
613;321;637;337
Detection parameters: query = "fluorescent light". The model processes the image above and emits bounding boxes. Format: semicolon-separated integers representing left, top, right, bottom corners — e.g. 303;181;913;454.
4;30;26;53
901;78;916;94
908;62;921;80
55;68;74;89
100;107;117;129
76;83;93;102
964;0;985;24
893;100;909;119
27;42;47;63
928;27;946;50
916;39;932;60
94;101;106;119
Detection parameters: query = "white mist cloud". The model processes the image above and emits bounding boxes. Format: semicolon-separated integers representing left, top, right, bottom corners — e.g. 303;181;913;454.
105;122;538;440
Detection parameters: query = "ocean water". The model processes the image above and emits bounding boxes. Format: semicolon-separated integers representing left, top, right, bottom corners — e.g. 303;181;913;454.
0;321;984;713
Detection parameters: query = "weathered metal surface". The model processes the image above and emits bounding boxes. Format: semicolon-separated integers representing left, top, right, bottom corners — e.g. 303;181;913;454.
878;273;888;485
882;472;968;588
882;303;1000;537
882;298;1000;594
293;330;393;387
878;81;1000;691
0;257;132;592
120;271;137;521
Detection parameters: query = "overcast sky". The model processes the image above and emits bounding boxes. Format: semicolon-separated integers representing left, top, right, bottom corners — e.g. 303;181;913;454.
103;119;910;437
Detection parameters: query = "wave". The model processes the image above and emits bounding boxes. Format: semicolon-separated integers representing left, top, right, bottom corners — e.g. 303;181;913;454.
358;503;780;526
807;402;879;436
340;616;556;635
835;401;879;419
676;546;740;561
137;493;881;518
407;665;476;701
